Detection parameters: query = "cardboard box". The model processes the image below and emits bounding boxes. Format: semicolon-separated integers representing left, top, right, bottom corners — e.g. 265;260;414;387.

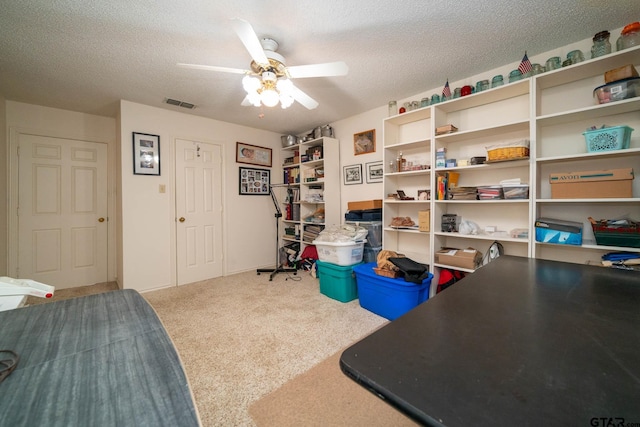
535;217;583;246
418;210;430;232
435;248;482;270
549;168;634;199
435;124;458;135
348;199;382;211
604;64;639;83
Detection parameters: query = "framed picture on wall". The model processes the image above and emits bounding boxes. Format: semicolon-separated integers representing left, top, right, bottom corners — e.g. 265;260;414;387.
365;161;384;183
236;142;272;167
239;167;270;195
133;132;160;175
343;164;363;185
353;129;376;155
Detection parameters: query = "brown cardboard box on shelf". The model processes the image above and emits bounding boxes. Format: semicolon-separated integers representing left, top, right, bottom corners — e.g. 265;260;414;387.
435;248;482;270
549;168;634;199
418;210;430;232
348;199;382;211
435;124;458;135
604;64;639;83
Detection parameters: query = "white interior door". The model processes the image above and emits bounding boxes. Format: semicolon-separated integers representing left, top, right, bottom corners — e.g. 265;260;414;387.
18;134;108;289
175;139;224;285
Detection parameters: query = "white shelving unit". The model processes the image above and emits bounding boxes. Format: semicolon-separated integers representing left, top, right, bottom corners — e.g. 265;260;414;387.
381;45;640;282
280;137;341;258
382;107;431;265
533;46;640;265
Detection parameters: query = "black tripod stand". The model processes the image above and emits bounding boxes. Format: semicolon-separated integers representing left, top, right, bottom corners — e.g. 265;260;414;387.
257;184;297;281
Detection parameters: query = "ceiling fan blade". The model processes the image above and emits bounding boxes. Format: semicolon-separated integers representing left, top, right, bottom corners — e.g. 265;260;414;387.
291;84;319;110
240;95;253;106
287;61;349;79
177;63;248;74
230;18;269;67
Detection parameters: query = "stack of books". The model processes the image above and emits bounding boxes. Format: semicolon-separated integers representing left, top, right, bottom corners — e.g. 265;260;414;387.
303;225;324;243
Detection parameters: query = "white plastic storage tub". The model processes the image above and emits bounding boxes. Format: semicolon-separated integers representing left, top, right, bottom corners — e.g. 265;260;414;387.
312;240;366;266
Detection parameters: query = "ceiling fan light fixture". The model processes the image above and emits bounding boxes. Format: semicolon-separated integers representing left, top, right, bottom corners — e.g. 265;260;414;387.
260;87;280;107
280;94;294;109
242;75;261;92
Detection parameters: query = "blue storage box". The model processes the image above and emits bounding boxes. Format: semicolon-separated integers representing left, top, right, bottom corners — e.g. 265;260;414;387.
353;262;432;320
535;217;583;245
316;260;361;303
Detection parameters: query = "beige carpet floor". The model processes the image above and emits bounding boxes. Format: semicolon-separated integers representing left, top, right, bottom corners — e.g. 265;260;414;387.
249;348;418;426
25;270;405;426
143;269;392;426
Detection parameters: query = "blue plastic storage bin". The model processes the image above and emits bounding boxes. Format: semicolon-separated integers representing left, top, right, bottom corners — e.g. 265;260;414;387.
353;262;432;320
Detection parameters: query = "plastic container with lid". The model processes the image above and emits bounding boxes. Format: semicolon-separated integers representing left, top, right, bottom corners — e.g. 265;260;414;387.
593;77;640;104
619;22;640;50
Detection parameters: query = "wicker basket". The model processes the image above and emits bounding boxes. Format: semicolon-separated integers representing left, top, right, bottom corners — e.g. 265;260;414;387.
486;139;530;162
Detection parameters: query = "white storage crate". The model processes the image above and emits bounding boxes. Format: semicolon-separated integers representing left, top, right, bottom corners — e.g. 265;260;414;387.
312;240;366;266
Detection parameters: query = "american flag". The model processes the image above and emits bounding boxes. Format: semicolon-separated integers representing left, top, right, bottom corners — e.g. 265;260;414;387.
442;80;451;98
518;52;532;75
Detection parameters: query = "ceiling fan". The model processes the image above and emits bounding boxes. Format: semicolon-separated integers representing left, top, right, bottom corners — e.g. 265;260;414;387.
177;18;348;110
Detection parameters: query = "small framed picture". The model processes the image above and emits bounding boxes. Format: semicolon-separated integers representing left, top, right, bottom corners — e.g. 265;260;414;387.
418;189;431;200
343;164;363;185
239;167;270;195
354;129;376;155
133;132;160;176
236;142;272;167
365;161;384;183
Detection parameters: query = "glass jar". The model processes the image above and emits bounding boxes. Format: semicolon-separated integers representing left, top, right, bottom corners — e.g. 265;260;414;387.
531;64;545;75
591;30;611;58
420;97;429;108
621;22;640;49
388;101;398;117
491;75;504;88
508;69;522;83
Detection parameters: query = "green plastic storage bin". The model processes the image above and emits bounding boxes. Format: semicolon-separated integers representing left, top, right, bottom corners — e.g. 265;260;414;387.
316;260;361;302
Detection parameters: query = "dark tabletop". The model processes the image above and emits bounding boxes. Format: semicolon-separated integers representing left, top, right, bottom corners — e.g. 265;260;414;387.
0;289;200;427
340;256;640;426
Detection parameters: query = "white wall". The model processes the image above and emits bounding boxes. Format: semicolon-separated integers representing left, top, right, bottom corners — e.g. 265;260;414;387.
118;100;282;291
332;105;386;218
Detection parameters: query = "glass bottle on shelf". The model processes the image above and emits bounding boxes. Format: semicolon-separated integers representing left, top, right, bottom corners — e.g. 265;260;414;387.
396;152;406;172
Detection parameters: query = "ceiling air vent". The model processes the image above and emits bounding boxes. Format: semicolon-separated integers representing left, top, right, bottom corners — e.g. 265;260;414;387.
164;98;196;109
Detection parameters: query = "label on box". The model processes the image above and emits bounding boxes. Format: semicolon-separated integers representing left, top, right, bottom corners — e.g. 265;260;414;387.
549;168;633;183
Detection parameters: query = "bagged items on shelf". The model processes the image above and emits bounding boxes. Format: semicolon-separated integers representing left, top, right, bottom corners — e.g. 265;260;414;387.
314;224;368;243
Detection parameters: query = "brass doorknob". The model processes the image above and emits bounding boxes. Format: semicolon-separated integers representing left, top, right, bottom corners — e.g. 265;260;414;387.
179;217;186;222
98;217;105;223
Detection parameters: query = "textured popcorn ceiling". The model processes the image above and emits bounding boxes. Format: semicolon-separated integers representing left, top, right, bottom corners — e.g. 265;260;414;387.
0;0;636;134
